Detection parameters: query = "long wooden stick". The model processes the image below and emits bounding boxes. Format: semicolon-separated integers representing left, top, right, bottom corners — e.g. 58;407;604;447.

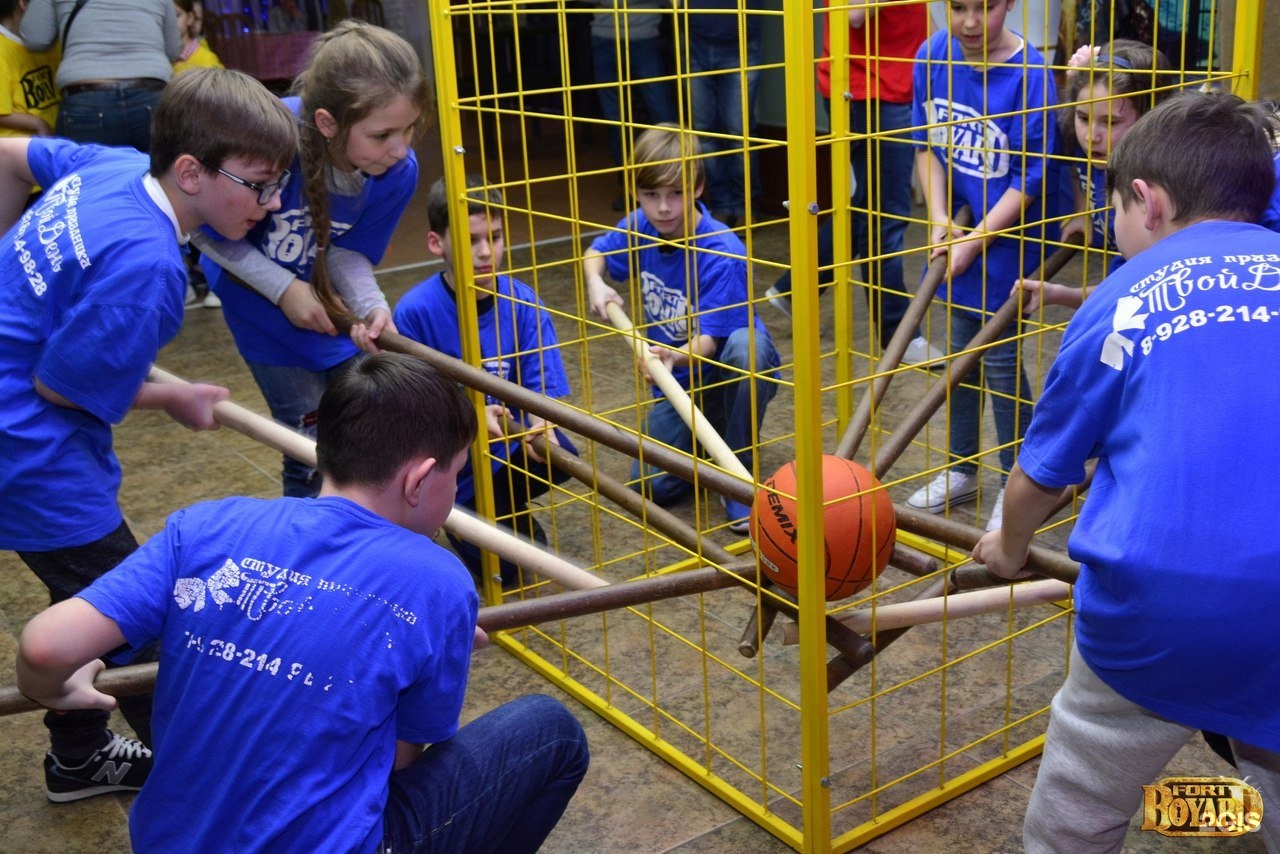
603;301;754;482
146;366;607;591
370;329;757;503
0;560;760;718
525;430;723;562
870;242;1081;479
782;578;1072;640
893;504;1079;584
833;207;973;460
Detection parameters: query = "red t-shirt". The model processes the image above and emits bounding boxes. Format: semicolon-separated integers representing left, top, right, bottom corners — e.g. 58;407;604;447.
816;3;926;104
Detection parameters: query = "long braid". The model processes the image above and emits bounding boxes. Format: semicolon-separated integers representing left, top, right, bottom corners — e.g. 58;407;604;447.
297;120;349;322
289;19;432;327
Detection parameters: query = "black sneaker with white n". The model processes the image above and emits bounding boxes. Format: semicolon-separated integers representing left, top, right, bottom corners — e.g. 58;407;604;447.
45;731;153;803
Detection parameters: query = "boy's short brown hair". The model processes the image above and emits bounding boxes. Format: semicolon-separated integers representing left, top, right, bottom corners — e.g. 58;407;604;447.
426;174;503;236
316;354;477;487
151;68;298;178
631;124;705;192
1107;91;1277;223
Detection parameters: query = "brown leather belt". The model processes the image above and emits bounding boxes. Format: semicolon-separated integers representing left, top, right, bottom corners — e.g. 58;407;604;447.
61;78;166;96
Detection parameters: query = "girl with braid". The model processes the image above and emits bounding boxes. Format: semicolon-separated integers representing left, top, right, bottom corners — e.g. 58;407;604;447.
193;20;429;496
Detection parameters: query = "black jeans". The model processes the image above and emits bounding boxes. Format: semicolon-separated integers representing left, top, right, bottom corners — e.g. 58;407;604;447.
18;521;157;754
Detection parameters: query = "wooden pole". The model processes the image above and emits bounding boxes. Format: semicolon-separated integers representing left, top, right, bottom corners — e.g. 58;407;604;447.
832;207;973;460
782;578;1072;639
146;366;607;591
370;330;757;503
868;242;1081;479
0;560;758;717
602;301;754;482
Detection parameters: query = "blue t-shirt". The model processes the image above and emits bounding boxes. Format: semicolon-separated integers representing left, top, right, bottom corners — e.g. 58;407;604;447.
80;495;478;854
1018;220;1280;751
912;32;1066;310
206;97;419;371
394;272;575;504
588;203;773;394
0;140;185;550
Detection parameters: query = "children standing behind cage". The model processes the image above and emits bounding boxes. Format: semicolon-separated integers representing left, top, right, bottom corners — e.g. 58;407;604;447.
193;20;425;498
1017;40;1172;312
17;353;590;852
973;89;1280;853
395;175;577;588
0;67;297;802
172;0;222;74
0;0;58;139
583;124;780;533
904;0;1066;531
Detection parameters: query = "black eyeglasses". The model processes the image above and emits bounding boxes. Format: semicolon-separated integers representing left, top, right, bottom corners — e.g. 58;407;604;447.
201;161;291;205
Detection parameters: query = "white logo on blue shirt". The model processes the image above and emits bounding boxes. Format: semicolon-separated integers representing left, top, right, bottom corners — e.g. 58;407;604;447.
1101;295;1149;370
640;270;691;342
261;208;356;270
926;100;1011;179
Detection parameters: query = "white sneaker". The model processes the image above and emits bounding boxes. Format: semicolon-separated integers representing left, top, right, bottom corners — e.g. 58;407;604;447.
901;336;946;367
985;487;1005;532
906;469;979;513
764;285;791;318
201;291;222;308
184;284;201;310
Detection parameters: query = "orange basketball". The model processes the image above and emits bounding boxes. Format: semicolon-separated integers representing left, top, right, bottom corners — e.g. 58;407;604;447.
749;456;896;600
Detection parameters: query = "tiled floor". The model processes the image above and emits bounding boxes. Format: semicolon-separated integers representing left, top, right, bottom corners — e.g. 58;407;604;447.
0;144;1264;852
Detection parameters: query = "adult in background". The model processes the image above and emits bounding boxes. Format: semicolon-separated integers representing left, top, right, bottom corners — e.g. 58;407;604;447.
22;0;179;152
765;0;942;366
686;0;763;228
589;0;677;210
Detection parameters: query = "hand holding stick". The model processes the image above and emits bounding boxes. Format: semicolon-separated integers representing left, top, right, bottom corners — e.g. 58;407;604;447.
603;301;755;485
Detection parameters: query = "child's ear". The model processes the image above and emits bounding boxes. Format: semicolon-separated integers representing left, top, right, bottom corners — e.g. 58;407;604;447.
1131;178;1167;231
402;457;437;506
172;154;204;196
693;181;705;199
314;108;339;141
426;230;448;258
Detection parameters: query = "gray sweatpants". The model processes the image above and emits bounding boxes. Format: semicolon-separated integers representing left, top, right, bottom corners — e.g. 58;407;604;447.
1025;643;1279;853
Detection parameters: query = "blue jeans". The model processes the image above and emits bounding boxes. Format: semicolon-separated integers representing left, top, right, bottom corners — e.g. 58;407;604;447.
946;309;1034;478
591;36;677;167
773;99;916;348
382;694;589;853
632;327;780;504
688;37;762;216
55;84;164;151
246;356;362;497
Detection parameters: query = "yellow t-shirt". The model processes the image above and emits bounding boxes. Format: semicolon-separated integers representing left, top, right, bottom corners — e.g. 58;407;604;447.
0;32;59;138
173;39;224;74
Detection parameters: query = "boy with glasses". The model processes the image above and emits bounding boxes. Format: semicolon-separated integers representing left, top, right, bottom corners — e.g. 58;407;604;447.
0;67;297;801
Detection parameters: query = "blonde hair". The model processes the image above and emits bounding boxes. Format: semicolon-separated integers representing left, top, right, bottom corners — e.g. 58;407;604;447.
290;20;433;321
631;124;705;193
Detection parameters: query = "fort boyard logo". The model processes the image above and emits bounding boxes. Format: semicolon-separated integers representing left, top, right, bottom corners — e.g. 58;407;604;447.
1141;776;1264;838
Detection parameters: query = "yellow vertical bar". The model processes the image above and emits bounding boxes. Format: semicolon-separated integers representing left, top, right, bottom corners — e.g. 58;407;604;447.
782;0;832;848
1231;0;1263;99
427;1;503;602
828;0;854;429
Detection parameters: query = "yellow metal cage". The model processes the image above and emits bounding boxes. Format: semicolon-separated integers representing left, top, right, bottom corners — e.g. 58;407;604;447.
423;0;1263;849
